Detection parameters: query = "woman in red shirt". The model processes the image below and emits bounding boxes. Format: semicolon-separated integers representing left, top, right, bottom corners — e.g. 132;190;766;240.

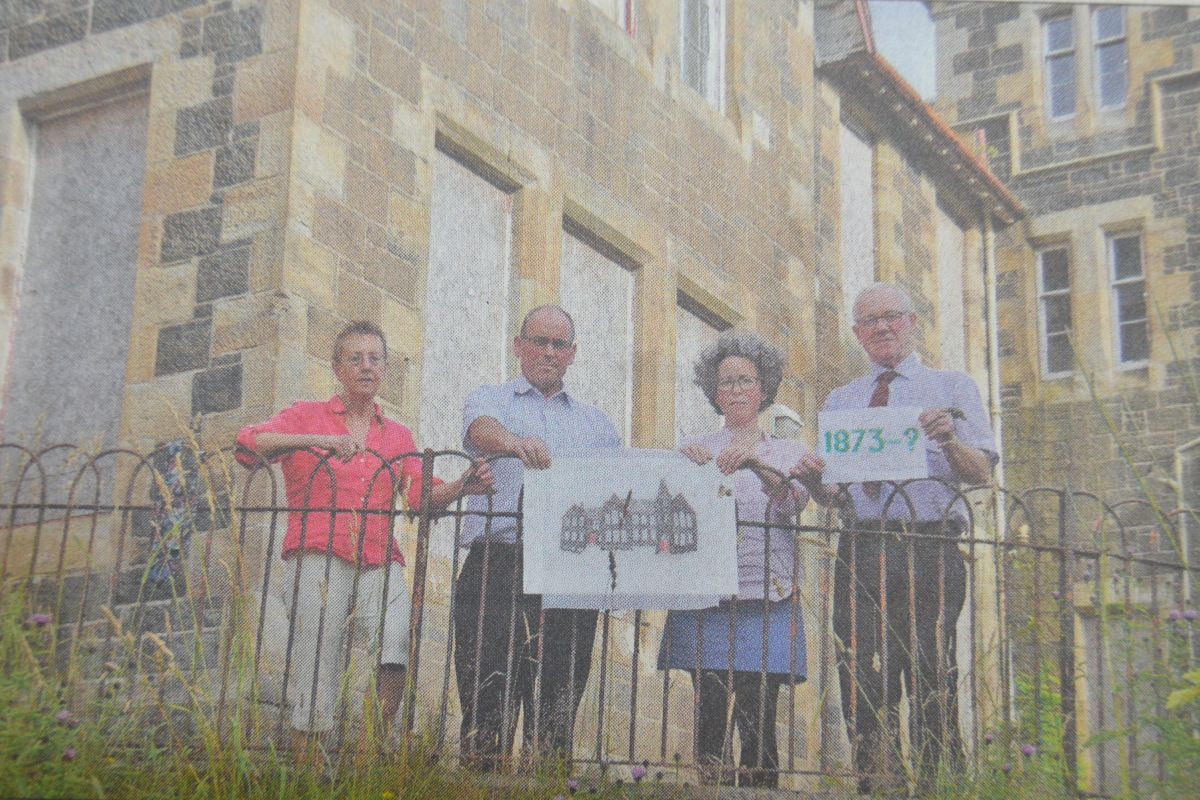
237;321;492;760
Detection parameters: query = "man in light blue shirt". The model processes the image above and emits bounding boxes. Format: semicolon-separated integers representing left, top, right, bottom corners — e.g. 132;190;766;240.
454;304;621;770
792;282;997;792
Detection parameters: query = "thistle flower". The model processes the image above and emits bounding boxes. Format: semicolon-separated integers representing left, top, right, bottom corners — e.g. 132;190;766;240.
62;747;77;762
1186;609;1198;621
631;764;647;782
1169;609;1183;621
1001;762;1012;774
567;778;578;794
1021;743;1036;757
27;613;51;627
984;732;994;745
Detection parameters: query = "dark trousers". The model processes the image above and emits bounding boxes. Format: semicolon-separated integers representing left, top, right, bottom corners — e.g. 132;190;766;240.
832;522;966;790
453;540;597;769
696;670;784;787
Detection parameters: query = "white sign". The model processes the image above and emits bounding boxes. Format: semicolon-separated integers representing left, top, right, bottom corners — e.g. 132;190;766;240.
522;450;738;610
817;406;930;484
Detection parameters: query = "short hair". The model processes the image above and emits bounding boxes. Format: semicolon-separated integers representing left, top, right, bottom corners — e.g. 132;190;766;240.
694;329;785;415
520;304;576;341
852;282;915;322
333;320;387;362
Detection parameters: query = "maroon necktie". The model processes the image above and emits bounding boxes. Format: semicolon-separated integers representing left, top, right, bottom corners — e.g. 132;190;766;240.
864;370;898;499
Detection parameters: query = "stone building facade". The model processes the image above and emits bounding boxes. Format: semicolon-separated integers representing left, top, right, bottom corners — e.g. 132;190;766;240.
0;0;1017;783
934;2;1199;534
934;4;1200;793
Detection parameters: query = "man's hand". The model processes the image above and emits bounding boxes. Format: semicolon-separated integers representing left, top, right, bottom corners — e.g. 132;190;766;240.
790;452;827;491
680;443;714;466
918;408;956;445
509;435;551;469
318;434;360;462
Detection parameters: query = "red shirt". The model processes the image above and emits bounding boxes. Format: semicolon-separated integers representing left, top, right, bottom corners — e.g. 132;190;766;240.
236;397;433;567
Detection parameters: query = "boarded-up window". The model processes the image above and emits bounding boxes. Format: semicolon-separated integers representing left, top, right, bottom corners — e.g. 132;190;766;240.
674;295;725;444
2;92;148;450
559;226;634;443
419;149;514;472
936;205;966;372
839;123;875;324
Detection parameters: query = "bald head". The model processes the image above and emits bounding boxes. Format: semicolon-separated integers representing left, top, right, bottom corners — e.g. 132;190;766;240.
520;305;575;342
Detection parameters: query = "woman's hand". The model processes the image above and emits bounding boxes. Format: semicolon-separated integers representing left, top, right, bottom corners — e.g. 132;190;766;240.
457;459;495;497
680;443;714;466
715;432;759;475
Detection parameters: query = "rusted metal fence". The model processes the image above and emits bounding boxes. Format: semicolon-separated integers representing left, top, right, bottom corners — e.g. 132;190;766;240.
1;442;1196;795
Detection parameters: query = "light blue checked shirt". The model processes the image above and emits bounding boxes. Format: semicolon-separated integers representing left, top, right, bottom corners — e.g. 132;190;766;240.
822;353;998;523
460;376;623;546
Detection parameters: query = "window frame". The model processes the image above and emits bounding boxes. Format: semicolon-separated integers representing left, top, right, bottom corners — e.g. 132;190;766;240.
1092;5;1128;110
680;0;726;111
1043;13;1077;120
1037;245;1074;378
1108;232;1149;369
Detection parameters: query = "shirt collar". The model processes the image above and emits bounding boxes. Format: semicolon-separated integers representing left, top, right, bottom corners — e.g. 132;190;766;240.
513;375;573;405
870;352;922;381
326;395;384;421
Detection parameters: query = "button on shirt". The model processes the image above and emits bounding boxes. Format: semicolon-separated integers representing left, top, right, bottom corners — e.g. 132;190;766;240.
461;377;623;546
236;397;432;566
821;354;998;522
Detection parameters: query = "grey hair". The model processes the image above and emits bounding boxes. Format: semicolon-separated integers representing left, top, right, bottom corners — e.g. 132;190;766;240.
851;282;914;321
520;304;576;341
694;329;785;415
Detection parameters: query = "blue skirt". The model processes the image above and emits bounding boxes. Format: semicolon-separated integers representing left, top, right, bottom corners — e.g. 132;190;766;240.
657;597;807;679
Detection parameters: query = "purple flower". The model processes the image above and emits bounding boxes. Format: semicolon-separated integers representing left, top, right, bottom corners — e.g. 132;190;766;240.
27;613;51;627
631;764;647;782
55;710;72;726
1001;762;1012;774
62;747;77;762
567;778;579;794
984;732;994;745
1081;571;1092;582
1186;609;1198;621
1021;744;1036;757
1169;609;1183;621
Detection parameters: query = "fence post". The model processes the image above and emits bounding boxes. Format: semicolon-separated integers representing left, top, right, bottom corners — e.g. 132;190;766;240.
404;448;436;734
1057;490;1079;795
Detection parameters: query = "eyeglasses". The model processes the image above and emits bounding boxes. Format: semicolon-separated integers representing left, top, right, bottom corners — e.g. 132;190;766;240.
717;375;761;391
522;335;574;352
854;310;910;328
341;353;386;367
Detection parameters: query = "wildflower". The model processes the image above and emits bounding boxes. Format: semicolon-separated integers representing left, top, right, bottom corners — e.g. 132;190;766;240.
382;792;395;800
984;732;994;745
55;710;72;725
1169;609;1183;621
631;764;647;782
1021;744;1036;757
1081;570;1092;582
1186;609;1198;621
567;778;579;794
1001;762;1012;774
62;747;77;762
27;613;51;627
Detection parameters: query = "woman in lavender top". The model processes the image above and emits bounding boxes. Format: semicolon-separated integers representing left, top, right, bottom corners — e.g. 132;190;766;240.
658;330;810;788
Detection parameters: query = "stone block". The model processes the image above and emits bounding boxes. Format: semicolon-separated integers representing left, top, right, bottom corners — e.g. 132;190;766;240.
233;49;295;123
203;7;263;61
293;116;347;198
161;206;222;263
312;197;367;260
196;240;251;303
155;319;212;376
282;235;337;308
345;163;387;224
335;272;382;322
192;363;242;415
211;293;273;355
214;139;257;188
8;10;87;61
174;97;234;157
369;29;421;105
219;176;284;241
143;152;214;214
92;0;205;34
366;244;419;306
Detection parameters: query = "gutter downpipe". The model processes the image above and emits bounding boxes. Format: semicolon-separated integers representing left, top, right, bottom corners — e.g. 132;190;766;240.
1176;436;1200;611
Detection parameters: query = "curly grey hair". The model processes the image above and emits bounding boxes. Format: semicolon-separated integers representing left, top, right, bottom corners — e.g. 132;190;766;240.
694;330;785;415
